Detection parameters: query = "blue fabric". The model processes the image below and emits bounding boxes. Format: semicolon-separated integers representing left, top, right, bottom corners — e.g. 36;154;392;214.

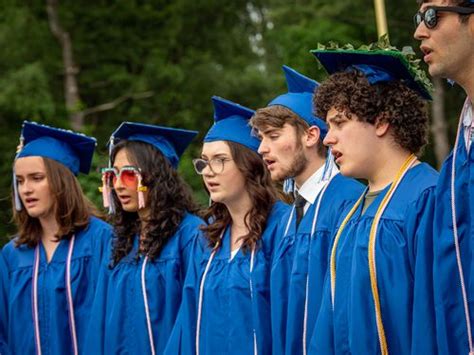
310;163;438;354
350;64;395;85
110;122;198;168
204;96;260;152
0;217;112;355
0;251;9;355
84;213;203;354
164;201;290;354
270;174;364;355
312;50;433;100
17;121;97;175
432;125;474;354
269;66;328;138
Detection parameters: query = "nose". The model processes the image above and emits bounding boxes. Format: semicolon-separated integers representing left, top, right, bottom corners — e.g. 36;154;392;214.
113;176;125;191
19;179;33;194
323;129;336;147
202;164;215;178
414;20;429;41
258;138;269;155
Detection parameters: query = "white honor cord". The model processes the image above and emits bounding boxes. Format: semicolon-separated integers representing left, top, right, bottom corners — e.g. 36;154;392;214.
32;245;42;355
141;256;156;355
302;175;335;355
451;99;473;355
249;247;258;355
32;236;77;355
65;236;78;355
196;232;258;355
196;241;219;355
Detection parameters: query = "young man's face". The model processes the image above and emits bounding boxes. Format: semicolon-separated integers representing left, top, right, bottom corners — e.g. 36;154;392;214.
323;107;379;179
257;123;308;182
414;0;474;81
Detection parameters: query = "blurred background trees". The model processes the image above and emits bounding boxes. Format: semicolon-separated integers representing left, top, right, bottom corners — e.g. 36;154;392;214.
0;0;466;245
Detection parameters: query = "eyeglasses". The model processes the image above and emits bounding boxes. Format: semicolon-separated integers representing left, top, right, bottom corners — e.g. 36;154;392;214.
192;158;233;175
101;166;142;188
414;6;474;29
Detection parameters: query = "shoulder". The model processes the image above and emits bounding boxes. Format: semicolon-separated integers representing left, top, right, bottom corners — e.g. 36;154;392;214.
323;173;365;204
1;238;33;270
399;162;438;201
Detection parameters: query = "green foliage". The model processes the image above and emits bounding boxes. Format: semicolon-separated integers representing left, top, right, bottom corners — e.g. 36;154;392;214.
0;0;467;245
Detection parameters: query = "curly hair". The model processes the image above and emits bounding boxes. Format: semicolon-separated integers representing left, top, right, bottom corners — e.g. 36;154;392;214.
313;70;429;154
13;157;99;248
109;140;198;267
200;141;277;253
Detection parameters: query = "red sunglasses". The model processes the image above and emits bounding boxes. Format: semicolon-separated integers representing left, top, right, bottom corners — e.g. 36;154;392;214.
101;166;142;188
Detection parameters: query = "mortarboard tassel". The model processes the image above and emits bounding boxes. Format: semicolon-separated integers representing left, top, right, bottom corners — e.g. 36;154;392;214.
13;172;22;211
100;174;110;209
283;178;295;195
13;136;24;211
137;174;147;210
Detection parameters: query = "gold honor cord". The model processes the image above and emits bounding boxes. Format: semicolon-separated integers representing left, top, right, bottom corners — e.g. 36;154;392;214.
330;191;366;308
368;153;416;355
329;153;417;355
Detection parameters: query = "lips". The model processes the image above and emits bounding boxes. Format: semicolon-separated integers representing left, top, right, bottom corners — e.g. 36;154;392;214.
24;197;38;207
263;157;277;170
205;181;220;191
332;150;343;164
420;45;433;63
118;195;132;204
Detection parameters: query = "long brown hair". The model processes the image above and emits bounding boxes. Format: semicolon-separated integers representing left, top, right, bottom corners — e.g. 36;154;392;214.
201;141;277;253
13;157;99;248
109;140;199;267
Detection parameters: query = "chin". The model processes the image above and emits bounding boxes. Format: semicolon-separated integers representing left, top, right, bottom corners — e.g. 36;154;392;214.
121;205;138;212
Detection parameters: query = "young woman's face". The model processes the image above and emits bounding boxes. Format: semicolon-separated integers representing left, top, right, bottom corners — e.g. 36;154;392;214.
14;156;55;220
200;141;247;205
113;148;147;213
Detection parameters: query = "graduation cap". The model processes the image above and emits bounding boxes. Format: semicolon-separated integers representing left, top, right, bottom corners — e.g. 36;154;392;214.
17;121;96;175
204;96;260;152
311;49;433;100
268;65;328;138
13;121;97;210
109;122;198;169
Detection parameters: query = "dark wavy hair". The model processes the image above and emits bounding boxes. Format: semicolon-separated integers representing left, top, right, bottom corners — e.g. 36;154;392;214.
109;140;198;267
201;141;277;253
13;157;100;248
313;70;429;154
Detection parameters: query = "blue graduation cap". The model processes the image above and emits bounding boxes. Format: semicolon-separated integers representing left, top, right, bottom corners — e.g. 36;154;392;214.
311;49;432;100
204;96;260;152
109;122;198;169
17;121;97;175
268;65;328;138
13;121;97;211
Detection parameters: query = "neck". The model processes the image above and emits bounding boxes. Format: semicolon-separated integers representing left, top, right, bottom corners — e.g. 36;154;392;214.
454;66;474;104
294;155;325;188
138;207;150;239
39;214;60;243
367;148;413;192
225;192;252;245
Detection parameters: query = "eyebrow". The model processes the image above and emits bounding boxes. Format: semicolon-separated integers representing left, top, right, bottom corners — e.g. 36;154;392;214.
261;127;281;135
201;153;229;159
327;113;346;123
15;172;45;178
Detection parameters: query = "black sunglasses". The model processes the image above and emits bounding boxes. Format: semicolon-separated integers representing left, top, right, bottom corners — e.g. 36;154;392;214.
414;6;474;29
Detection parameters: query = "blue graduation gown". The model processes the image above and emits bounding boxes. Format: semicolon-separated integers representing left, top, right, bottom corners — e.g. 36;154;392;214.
270;174;363;355
0;251;9;355
85;212;203;354
433;116;474;354
310;163;438;354
0;216;113;355
164;201;290;355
